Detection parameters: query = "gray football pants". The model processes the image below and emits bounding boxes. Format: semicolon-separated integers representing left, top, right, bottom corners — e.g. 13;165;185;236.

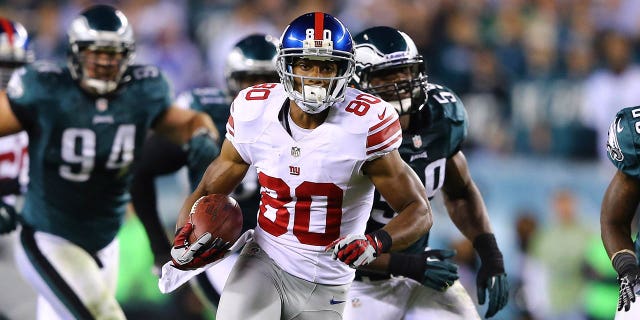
216;241;350;320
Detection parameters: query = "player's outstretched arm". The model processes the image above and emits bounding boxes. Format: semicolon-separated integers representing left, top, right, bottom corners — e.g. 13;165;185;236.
441;151;508;318
154;106;221;187
602;169;640;312
153;105;219;145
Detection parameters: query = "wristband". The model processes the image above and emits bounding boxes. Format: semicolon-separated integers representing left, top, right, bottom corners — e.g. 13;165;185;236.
388;253;425;282
473;233;503;261
368;229;392;254
612;251;638;276
611;249;636;263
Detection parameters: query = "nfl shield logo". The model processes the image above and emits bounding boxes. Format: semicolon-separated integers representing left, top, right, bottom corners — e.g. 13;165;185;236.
412;135;422;148
96;98;108;112
291;146;301;157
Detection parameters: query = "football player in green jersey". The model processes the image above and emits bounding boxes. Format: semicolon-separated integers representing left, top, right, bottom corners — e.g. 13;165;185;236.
0;17;33;235
346;26;508;319
602;106;640;318
130;33;280;306
0;5;220;320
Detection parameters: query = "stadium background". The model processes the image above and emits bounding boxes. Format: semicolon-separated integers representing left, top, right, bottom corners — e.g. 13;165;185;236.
1;0;638;319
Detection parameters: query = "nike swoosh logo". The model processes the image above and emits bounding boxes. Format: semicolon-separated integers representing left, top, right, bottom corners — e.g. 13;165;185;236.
330;298;346;305
378;108;386;120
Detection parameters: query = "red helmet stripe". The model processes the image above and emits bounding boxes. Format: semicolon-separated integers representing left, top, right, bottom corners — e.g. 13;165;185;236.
314;12;324;41
0;18;14;45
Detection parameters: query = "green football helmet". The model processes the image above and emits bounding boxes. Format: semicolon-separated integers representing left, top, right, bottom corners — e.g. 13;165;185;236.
67;4;135;95
224;34;279;97
353;26;428;115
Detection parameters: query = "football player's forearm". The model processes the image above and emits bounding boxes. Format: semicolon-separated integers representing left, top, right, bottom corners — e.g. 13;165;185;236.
601;170;640;258
383;200;432;251
444;183;492;241
358;254;391;274
602;222;635;258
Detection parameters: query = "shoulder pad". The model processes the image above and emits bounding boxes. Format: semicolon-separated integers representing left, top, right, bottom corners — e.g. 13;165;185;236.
426;83;467;123
226;83;284;143
340;88;402;157
607;106;640;178
30;61;64;74
192;87;231;106
6;62;68;102
231;83;283;123
126;65;163;80
124;65;172;101
336;88;380;135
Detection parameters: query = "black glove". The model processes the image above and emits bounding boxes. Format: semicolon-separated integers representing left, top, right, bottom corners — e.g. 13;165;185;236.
474;233;509;319
613;251;640;312
0;200;17;234
184;129;220;188
422;249;459;291
388;249;459;292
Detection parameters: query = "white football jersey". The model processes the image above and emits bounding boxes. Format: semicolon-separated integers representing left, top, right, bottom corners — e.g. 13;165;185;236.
226;83;401;285
0;132;28;204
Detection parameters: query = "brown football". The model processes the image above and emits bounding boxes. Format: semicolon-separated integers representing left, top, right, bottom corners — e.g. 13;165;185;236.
188;194;243;246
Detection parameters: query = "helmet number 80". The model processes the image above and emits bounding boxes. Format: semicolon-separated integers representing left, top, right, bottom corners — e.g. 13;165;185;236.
306;29;332;41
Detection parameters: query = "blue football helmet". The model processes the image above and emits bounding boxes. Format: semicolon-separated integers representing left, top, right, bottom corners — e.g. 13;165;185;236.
353;26;428;115
0;17;34;88
277;12;355;114
225;34;279;98
67;5;135;95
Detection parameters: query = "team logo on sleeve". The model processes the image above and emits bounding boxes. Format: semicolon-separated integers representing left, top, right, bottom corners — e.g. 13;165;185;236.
607;117;624;161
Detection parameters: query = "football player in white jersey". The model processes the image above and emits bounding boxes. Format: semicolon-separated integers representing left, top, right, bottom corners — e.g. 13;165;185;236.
0;17;32;234
169;12;433;320
344;26;509;320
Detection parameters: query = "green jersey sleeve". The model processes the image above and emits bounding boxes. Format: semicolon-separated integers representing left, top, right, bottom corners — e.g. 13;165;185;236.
6;62;65;129
426;83;469;156
126;65;173;127
607;106;640;178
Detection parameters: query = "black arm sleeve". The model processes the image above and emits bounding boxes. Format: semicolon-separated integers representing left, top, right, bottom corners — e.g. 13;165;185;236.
131;133;188;260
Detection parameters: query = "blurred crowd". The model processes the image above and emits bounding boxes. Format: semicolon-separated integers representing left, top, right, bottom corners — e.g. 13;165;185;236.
2;0;638;319
5;0;640;161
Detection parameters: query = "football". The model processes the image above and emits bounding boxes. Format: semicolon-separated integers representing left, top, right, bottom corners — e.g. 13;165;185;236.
188;194;243;247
